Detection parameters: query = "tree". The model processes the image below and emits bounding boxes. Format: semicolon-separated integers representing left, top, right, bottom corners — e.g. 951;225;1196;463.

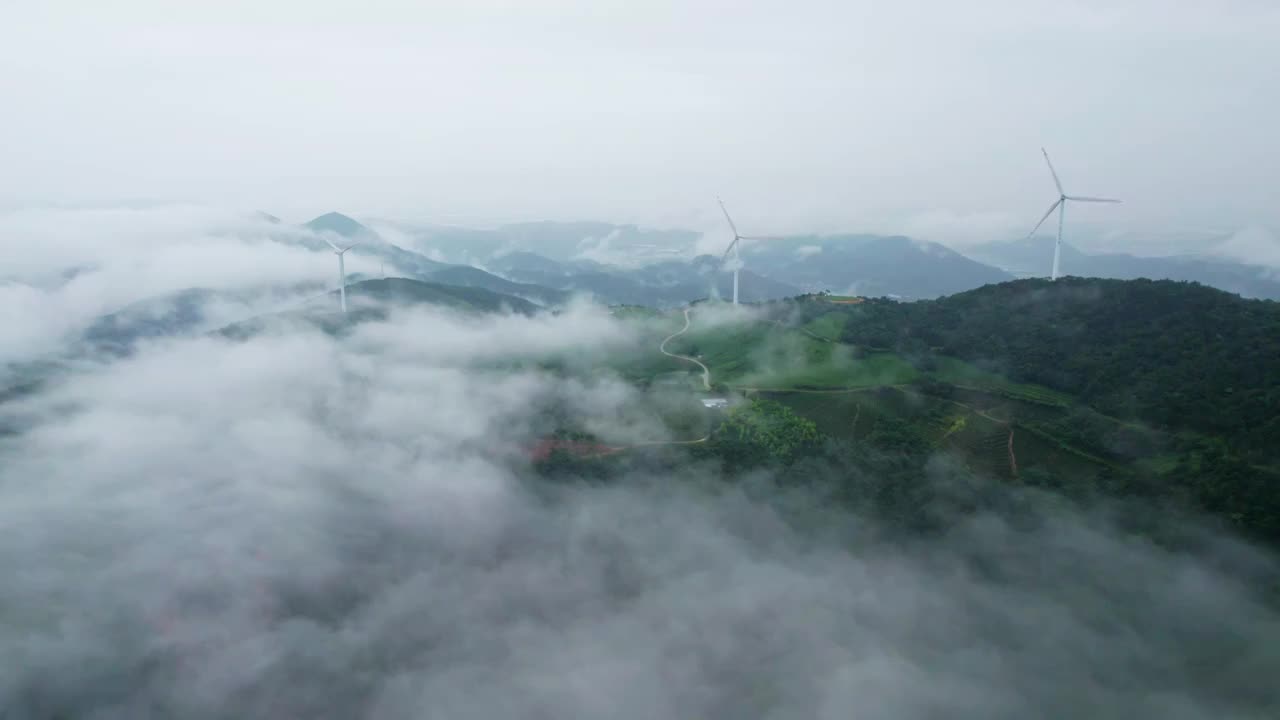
714;399;822;466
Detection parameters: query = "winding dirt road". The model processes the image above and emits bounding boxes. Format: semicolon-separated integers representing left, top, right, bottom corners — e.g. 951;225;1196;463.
659;308;711;391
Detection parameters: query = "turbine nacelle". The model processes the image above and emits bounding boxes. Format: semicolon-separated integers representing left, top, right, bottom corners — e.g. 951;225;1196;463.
323;237;360;255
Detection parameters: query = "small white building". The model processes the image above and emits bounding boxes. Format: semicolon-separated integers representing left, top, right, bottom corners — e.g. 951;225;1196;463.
700;398;730;409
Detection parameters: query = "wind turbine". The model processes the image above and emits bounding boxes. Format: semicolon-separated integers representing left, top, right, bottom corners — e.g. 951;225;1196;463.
716;198;778;305
323;237;360;312
1027;148;1121;280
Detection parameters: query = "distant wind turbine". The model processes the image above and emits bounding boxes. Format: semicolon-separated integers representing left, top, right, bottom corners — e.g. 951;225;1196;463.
717;198;779;305
324;237;361;312
1027;148;1121;280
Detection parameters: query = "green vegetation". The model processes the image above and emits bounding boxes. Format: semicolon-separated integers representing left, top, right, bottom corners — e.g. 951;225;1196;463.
664;321;917;390
713;399;822;467
823;278;1280;454
584;278;1280;545
801;311;847;341
927;356;1073;406
749;278;1280;544
608;305;666;320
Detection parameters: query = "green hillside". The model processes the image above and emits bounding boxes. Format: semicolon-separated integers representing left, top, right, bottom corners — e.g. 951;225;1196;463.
598;280;1280;544
752;280;1280;543
794;278;1280;453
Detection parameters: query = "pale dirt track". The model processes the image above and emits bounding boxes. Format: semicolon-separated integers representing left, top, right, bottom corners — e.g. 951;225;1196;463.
659;307;711;391
623;307;714;447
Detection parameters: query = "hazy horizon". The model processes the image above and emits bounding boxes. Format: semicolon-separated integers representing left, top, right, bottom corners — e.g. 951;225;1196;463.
4;1;1279;255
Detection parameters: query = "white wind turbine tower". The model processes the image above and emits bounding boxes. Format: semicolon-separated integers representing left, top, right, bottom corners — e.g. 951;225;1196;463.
717;198;777;305
324;237;361;312
1027;147;1121;280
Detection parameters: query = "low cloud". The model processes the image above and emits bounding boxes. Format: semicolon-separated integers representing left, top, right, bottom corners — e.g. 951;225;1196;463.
1;214;1278;718
0;206;376;364
569;227;623;265
1212;224;1280;269
894;208;1027;249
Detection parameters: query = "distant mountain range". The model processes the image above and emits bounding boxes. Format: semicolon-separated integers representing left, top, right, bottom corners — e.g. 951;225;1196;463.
739;235;1013;299
258;211;1280;309
294;213;796;307
294;213;1021;302
969;236;1280;300
381;219;697;268
489;251;802;305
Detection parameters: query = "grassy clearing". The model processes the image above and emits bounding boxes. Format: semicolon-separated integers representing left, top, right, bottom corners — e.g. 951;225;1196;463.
740;350;917;390
608;305;665;320
665;322;774;382
666;320;918;390
801;312;848;341
929;357;1072;407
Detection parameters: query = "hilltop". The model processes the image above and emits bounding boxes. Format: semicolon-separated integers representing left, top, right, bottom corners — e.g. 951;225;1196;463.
809;278;1280;450
971;236;1280;300
304;211;371;238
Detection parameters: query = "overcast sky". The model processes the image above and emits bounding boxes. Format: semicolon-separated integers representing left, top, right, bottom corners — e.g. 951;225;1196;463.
2;1;1278;245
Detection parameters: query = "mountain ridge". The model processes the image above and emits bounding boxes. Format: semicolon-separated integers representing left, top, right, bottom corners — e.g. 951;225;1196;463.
971;236;1280;299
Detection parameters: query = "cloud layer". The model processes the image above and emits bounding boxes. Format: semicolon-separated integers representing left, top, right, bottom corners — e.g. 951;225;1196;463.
0;207;374;364
2;287;1278;717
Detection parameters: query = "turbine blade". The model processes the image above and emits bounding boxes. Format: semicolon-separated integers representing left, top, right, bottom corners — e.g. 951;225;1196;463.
738;235;785;241
721;236;740;264
340;241;361;252
1026;198;1063;238
717;197;741;239
1065;195;1121;203
322;237;342;252
1042;147;1064;195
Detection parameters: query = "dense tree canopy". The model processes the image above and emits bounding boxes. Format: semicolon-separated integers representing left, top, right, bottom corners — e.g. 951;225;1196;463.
798;278;1280;456
763;279;1280;545
714;399;822;468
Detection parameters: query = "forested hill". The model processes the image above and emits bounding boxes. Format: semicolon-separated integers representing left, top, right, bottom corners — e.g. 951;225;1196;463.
816;278;1280;454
